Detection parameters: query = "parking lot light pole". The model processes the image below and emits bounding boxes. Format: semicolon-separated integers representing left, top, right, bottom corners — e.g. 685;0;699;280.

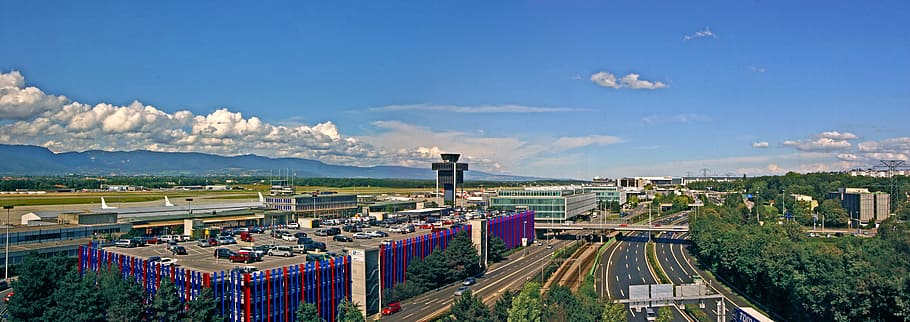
186;198;193;215
4;205;12;280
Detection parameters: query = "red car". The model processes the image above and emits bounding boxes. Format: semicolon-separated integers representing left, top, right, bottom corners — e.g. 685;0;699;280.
229;253;253;264
619;224;628;227
145;236;160;244
442;220;454;225
239;232;254;242
4;292;13;303
419;223;434;229
207;238;219;246
381;302;401;315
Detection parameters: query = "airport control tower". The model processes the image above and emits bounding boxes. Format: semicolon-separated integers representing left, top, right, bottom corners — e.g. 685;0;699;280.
432;153;468;206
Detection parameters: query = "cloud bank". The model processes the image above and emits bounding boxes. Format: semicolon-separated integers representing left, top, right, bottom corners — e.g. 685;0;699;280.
683;27;716;41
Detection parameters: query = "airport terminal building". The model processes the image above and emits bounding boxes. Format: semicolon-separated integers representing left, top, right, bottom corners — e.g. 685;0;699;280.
490;187;595;224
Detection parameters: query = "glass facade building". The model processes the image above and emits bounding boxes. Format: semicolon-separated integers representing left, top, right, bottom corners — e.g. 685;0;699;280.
582;186;621;205
490;188;595;223
265;193;359;219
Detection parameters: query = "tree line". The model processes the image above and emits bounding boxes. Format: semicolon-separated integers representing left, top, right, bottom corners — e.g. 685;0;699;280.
690;200;910;320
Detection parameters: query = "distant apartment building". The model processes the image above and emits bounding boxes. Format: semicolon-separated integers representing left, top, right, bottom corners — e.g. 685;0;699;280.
790;193;819;211
849;168;910;178
827;188;890;225
265;192;358;219
582;185;621;208
490;187;595;224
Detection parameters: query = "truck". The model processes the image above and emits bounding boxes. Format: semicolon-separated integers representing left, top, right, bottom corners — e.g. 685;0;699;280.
733;307;774;322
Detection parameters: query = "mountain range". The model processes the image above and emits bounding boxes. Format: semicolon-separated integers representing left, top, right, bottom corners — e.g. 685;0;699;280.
0;144;541;181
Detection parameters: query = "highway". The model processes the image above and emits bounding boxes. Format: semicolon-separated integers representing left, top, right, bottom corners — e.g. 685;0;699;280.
391;239;568;321
603;231;688;322
656;230;738;320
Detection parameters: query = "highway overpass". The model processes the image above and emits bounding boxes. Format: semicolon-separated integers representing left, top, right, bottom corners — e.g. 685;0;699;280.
535;223;689;232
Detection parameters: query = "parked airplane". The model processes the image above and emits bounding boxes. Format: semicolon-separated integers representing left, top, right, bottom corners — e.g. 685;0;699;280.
100;197;117;210
164;196;175;207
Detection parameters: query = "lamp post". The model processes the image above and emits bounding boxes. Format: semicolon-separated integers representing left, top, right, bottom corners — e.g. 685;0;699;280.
4;205;12;280
648;202;652;243
523;220;527;256
185;198;193;215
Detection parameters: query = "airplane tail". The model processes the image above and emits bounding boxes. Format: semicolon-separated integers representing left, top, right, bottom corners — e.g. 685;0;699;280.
258;192;265;203
164;196;175;207
101;197;117;210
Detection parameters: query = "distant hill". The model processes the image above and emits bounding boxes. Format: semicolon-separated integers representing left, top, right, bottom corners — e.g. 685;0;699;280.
0;144;542;181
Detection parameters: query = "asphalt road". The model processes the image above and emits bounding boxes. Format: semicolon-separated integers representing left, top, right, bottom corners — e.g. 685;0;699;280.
656;231;737;320
604;230;698;322
390;239;569;322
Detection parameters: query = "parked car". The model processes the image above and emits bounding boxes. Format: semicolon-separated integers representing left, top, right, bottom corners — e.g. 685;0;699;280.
327;227;341;236
281;234;298;241
381;302;401;315
253;244;276;253
287;222;300;229
197;239;212;247
145;236;160;244
237;247;263;262
294;232;308;239
207;238;219;246
419;223;434;229
268;246;294;257
291;245;309;254
159;257;178;267
229;253;253;264
352;232;371;239
239;232;254;242
249;227;264;234
389;226;404;233
333;235;353;242
454;286;469;296
463;277;476;286
170;245;187;255
314;229;329;236
214;248;234;259
0;279;9;291
297;241;326;252
148;256;162;263
115;239;135;248
365;230;388;237
380;239;393;246
130;238;147;247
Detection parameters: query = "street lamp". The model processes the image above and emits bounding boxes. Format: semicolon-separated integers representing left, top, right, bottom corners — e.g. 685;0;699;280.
185;198;193;215
523;220;527;256
4;205;12;280
648;202;652;243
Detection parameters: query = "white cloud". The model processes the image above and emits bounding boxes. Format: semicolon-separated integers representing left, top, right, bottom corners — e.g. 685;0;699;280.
369;104;588;113
782;138;852;152
591;71;668;90
683;27;716;41
781;131;859;152
752;141;769;148
837;153;858;161
590;72;621;89
0;70;69;119
552;135;623;151
750;66;766;73
817;131;858;140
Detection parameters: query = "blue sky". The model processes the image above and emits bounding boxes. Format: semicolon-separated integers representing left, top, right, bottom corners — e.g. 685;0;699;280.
1;1;908;179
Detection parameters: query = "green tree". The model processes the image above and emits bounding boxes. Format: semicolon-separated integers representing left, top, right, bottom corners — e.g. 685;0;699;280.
488;236;508;262
7;253;77;321
296;302;320;322
151;278;185;322
335;300;363;322
44;269;106;322
818;199;849;227
185;286;219;322
507;282;542;322
444;232;481;279
656;306;673;322
451;290;490;322
100;269;147;322
491;290;514;322
601;300;626;322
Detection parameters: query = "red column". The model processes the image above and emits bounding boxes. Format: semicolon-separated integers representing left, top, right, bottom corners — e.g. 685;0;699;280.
78;246;84;274
244;273;252;322
315;262;321;318
185;270;191;301
300;264;306;303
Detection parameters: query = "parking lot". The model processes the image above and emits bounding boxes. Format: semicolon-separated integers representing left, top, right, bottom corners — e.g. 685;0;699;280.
106;224;464;273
